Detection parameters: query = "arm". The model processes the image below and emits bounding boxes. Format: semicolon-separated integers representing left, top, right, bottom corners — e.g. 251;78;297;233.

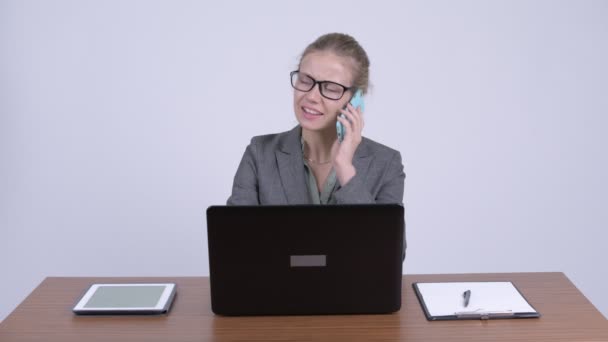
334;150;407;260
334;151;405;205
226;140;260;205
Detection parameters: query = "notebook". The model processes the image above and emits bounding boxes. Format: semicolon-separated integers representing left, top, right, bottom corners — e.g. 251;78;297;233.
206;204;405;316
413;281;540;320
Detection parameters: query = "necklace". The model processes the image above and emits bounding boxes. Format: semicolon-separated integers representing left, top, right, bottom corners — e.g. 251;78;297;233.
303;155;332;165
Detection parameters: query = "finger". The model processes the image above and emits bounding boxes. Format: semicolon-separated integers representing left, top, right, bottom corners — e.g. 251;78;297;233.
338;116;360;143
341;106;360;125
341;106;362;134
337;113;353;133
337;115;356;140
346;103;363;126
345;103;359;118
338;114;358;138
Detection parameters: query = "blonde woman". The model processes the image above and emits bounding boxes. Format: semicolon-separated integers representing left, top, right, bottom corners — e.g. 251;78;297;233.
228;33;405;206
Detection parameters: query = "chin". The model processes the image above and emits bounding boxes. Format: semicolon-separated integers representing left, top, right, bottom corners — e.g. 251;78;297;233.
296;114;320;128
300;120;335;135
297;120;316;131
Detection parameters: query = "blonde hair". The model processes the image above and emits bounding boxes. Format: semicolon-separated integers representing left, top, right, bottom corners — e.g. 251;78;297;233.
299;33;370;95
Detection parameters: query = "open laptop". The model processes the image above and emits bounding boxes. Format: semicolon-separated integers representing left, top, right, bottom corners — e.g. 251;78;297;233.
206;204;405;316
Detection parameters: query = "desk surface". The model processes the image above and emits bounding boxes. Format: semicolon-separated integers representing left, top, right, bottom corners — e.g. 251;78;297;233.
0;272;606;342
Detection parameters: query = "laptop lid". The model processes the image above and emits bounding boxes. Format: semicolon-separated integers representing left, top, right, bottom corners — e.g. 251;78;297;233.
206;204;405;316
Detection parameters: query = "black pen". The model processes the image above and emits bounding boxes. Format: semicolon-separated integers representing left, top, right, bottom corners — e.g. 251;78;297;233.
463;290;471;307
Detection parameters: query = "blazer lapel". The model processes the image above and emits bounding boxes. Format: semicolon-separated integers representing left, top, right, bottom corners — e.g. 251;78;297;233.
276;126;310;204
275;127;374;202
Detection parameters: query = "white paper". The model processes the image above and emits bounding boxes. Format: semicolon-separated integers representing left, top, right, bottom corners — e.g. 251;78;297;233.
416;282;537;317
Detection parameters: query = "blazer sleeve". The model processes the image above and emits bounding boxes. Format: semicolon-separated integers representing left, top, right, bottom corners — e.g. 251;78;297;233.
333;150;405;205
226;139;260;205
333;149;407;260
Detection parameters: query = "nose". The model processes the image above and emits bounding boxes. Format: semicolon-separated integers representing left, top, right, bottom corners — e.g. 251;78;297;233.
305;83;323;102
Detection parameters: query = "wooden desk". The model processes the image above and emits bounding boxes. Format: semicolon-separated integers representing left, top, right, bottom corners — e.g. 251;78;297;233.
0;273;606;341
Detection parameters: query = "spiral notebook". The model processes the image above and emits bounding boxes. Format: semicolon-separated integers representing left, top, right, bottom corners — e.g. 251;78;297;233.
413;281;540;320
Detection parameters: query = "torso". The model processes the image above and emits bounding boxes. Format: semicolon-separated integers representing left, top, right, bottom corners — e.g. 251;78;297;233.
308;163;333;193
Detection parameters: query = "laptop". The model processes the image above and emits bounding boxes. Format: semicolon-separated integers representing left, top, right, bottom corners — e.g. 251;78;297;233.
206;204;405;316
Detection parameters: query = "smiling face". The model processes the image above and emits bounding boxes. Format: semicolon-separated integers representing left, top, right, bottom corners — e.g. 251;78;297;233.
293;51;355;134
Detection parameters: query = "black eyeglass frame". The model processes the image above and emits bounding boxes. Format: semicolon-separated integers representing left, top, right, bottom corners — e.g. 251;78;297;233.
290;70;353;101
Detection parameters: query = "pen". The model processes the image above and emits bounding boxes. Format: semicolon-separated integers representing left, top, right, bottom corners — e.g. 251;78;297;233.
463;290;471;307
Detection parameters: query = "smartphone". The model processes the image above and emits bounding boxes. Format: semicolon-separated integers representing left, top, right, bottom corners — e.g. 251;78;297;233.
337;90;365;143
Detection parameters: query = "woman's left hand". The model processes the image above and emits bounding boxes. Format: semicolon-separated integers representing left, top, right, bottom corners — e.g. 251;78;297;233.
332;103;364;185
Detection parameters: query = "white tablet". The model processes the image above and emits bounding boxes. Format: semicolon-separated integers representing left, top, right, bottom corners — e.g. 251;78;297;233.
73;283;176;315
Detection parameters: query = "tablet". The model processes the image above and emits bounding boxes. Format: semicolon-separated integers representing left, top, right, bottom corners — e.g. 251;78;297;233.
73;283;176;315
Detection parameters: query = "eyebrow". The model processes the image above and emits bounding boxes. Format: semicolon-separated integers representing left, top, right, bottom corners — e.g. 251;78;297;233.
300;72;347;86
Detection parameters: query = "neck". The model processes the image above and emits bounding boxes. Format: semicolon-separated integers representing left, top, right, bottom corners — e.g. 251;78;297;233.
301;127;336;163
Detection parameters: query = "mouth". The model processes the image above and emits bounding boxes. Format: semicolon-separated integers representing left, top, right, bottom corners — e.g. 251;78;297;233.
302;106;324;118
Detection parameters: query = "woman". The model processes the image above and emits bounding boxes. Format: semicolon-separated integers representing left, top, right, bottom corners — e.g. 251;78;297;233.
227;33;405;205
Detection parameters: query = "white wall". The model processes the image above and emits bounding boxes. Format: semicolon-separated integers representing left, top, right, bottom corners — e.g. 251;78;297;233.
1;0;607;321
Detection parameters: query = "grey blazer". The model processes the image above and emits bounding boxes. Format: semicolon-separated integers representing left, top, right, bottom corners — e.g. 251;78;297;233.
227;126;405;205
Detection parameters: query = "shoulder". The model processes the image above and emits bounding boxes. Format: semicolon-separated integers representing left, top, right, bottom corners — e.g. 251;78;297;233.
359;136;401;160
358;137;405;181
248;126;300;154
250;130;289;146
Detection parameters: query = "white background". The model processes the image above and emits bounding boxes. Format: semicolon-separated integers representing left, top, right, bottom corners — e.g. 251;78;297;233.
1;0;607;321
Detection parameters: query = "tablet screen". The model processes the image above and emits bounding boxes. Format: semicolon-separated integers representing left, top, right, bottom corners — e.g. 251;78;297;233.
73;283;176;314
85;285;166;308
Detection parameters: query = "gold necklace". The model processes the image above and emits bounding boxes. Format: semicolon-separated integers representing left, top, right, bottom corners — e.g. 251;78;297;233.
303;155;332;165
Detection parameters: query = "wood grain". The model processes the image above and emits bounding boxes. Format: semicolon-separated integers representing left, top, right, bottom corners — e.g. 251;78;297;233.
0;273;606;341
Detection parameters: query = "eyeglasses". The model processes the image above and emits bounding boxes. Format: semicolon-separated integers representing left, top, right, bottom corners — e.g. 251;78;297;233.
290;70;352;100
